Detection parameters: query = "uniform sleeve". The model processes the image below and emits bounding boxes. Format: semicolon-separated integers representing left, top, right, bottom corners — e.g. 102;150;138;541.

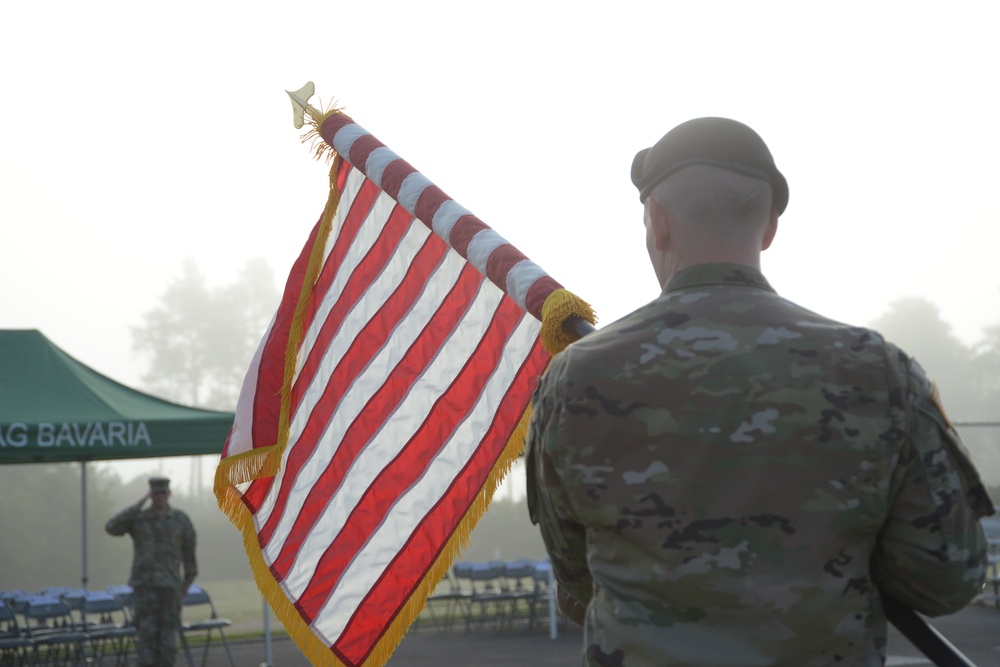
526;354;592;625
181;514;198;592
105;504;139;536
871;352;995;617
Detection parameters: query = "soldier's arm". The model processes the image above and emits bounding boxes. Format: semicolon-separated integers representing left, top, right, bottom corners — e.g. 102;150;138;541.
181;515;197;592
105;496;147;536
871;353;994;616
527;360;592;625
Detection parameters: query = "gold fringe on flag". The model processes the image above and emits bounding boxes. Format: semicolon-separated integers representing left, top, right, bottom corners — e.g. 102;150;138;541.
301;104;346;164
539;288;597;355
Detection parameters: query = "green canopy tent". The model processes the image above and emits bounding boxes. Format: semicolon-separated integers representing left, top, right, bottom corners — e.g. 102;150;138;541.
0;329;235;589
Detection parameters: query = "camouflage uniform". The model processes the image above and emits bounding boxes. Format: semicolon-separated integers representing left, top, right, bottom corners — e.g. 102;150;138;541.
527;263;994;666
106;503;197;667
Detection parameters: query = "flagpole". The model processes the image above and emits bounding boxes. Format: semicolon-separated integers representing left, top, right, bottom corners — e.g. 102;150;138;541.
561;317;975;667
880;594;976;667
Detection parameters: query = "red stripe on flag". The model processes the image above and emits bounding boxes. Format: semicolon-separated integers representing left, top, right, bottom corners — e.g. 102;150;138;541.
347;134;382;173
447;217;490;258
295;296;528;620
411;185;449;230
335;336;548;664
320;113;355;150
525;275;563;321
336;156;350;191
379;159;416;201
485;244;529;289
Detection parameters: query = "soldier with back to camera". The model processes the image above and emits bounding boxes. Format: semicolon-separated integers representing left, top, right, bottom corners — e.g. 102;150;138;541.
527;117;994;666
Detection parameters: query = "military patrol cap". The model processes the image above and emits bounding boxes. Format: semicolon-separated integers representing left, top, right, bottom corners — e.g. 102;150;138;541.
631;117;789;214
149;476;171;493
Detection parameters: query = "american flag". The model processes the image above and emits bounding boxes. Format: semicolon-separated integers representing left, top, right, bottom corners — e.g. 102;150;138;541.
215;109;592;666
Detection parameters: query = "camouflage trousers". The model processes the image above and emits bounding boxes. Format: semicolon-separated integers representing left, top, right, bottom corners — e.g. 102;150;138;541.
132;586;183;667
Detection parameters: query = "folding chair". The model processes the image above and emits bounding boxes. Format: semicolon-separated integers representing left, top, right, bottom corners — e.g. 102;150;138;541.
977;514;1000;607
499;561;540;630
0;592;29;620
529;560;562;632
59;591;86;617
0;594;30;624
424;566;470;632
21;596;88;667
0;598;33;667
981;537;1000;607
456;562;507;632
78;592;136;667
178;585;235;667
104;586;133;613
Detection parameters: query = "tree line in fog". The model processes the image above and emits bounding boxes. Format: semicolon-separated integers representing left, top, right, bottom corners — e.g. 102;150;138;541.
130;259;1000;421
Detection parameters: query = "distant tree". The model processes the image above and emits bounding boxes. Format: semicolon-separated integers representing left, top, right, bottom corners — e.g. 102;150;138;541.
869;297;981;420
132;257;279;410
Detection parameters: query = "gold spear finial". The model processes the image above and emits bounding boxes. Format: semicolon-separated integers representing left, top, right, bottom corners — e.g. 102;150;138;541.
287;81;345;163
286;81;317;129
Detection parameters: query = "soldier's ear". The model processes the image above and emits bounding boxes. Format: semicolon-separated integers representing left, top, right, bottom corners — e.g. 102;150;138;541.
761;211;778;251
648;199;671;252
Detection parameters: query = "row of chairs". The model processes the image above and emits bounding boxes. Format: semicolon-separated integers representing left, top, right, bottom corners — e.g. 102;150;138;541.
978;514;1000;608
0;585;234;667
425;560;556;633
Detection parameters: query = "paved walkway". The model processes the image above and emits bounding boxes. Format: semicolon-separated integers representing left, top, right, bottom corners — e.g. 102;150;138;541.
211;602;999;666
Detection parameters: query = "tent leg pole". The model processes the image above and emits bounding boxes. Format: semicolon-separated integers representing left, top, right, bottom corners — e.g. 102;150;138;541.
262;596;273;667
81;461;89;591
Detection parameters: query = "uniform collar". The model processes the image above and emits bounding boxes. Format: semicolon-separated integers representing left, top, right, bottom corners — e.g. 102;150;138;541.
664;263;775;294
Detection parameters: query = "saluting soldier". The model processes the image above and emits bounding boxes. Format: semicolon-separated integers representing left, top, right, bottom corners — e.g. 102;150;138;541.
527;117;995;666
107;476;197;667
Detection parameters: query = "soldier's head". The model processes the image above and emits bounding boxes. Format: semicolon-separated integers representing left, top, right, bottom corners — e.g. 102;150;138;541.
631;118;786;287
149;476;171;511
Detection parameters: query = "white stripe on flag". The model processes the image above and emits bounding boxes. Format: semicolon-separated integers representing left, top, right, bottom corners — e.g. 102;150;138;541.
430;199;473;244
330;124;368;166
506;259;550;311
396;172;432;213
465;229;507;277
363;147;396;188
